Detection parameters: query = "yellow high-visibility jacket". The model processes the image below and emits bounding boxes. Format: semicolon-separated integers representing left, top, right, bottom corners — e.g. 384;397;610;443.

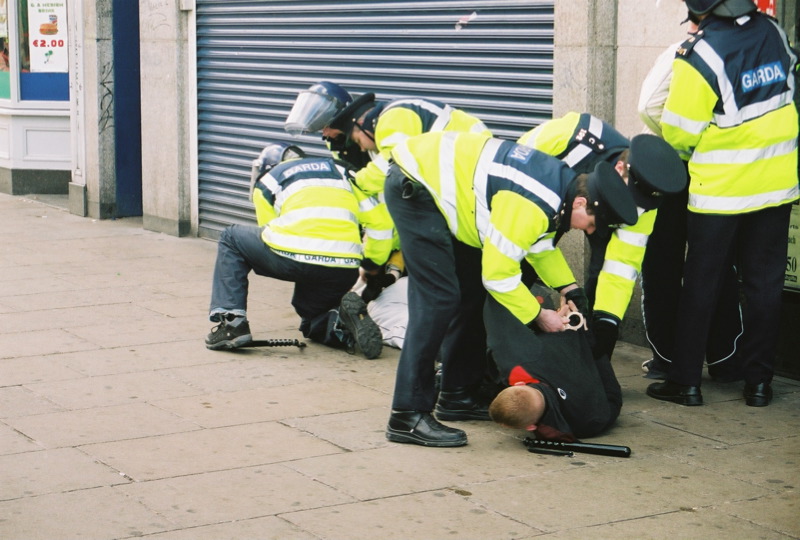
253;157;393;269
392;131;578;324
354;98;491;197
662;13;799;214
518;111;655;321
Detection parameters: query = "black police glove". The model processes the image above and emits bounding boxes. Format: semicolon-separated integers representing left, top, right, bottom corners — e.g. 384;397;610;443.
591;312;620;360
564;287;590;316
361;272;397;304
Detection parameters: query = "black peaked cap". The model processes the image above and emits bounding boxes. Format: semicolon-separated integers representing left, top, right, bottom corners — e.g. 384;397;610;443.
627;134;688;211
588;161;639;230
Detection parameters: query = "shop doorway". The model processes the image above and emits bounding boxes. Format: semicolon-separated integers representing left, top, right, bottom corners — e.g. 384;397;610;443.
112;0;142;217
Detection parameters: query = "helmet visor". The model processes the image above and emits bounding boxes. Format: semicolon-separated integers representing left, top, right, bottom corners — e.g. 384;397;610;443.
284;90;341;135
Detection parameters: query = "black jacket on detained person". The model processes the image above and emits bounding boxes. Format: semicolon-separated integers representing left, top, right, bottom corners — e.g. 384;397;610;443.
484;291;623;441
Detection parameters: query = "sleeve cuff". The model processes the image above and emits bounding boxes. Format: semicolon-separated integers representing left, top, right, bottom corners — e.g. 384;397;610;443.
360;258;382;273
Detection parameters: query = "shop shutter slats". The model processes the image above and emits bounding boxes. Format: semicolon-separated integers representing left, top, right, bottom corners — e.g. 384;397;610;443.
196;0;554;238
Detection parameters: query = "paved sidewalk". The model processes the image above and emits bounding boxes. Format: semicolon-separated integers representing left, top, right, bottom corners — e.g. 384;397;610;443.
1;192;798;540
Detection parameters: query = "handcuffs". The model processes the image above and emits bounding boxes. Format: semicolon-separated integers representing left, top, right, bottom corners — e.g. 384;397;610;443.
564;310;588;331
558;297;588;331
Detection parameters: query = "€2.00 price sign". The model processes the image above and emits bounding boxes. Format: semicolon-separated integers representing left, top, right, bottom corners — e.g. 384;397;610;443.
27;1;68;73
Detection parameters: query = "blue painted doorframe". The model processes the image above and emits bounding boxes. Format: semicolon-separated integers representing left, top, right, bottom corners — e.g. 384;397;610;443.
112;0;143;217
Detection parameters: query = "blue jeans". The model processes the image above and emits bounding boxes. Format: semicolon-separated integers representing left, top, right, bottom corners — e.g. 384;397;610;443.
209;224;358;343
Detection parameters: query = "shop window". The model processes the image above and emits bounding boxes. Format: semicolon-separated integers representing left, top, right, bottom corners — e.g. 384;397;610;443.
18;0;69;101
0;0;9;98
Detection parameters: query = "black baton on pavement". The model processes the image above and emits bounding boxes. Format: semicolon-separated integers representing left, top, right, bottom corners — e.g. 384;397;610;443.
240;339;306;348
523;437;631;458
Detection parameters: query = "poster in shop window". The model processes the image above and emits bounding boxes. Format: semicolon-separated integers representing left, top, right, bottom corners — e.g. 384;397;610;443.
787;203;800;292
27;1;68;73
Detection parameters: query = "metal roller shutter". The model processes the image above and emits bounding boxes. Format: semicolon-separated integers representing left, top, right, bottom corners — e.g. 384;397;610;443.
196;0;555;238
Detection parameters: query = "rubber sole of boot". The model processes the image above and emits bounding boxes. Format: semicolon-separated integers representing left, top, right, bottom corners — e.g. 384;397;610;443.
339;291;383;359
205;334;253;351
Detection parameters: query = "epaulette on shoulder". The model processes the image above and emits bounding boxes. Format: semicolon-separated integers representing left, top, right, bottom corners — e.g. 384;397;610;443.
675;30;705;57
332;158;357;180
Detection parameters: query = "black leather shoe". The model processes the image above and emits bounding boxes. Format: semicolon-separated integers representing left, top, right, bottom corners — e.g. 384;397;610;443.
743;382;773;407
646;381;703;406
434;387;491;421
386;411;467;447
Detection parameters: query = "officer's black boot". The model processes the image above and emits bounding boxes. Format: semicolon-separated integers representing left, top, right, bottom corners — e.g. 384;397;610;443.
434;385;491;421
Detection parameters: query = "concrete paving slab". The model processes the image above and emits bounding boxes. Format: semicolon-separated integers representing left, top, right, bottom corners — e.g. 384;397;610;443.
165;345;399;395
24;370;203;409
285;432;551;501
281;490;543;540
0;447;124;500
0;263;59;281
8;402;199;447
80;421;343;482
153;380;388;428
0;487;175;539
631;387;800;445
678;436;800;492
65;315;212;349
50;264;211;292
117;464;356;528
539;509;797;540
161;354;348;394
724;491;800;538
0;355;84;386
5;242;111;266
0;303;166;333
285;407;395;451
334;351;401;394
54;268;196;293
0;423;43;455
148;278;214;298
51;340;225;377
0;386;66;418
0;275;79;297
141;295;211;318
607;341;651;373
140;516;318;540
36;235;201;263
0;245;37;269
610;413;735;456
0;285;176;312
465;456;774;532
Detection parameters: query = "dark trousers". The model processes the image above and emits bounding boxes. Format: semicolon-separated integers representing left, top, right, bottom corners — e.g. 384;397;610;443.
668;204;792;387
210;224;358;343
384;165;488;411
640;186;743;374
584;226;612;311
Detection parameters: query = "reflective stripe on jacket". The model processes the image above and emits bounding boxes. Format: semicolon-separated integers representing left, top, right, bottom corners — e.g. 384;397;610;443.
253;157;392;268
518;112;652;321
392;131;577;324
662;13;799;214
517;112;629;174
593;208;656;319
354;98;491;197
